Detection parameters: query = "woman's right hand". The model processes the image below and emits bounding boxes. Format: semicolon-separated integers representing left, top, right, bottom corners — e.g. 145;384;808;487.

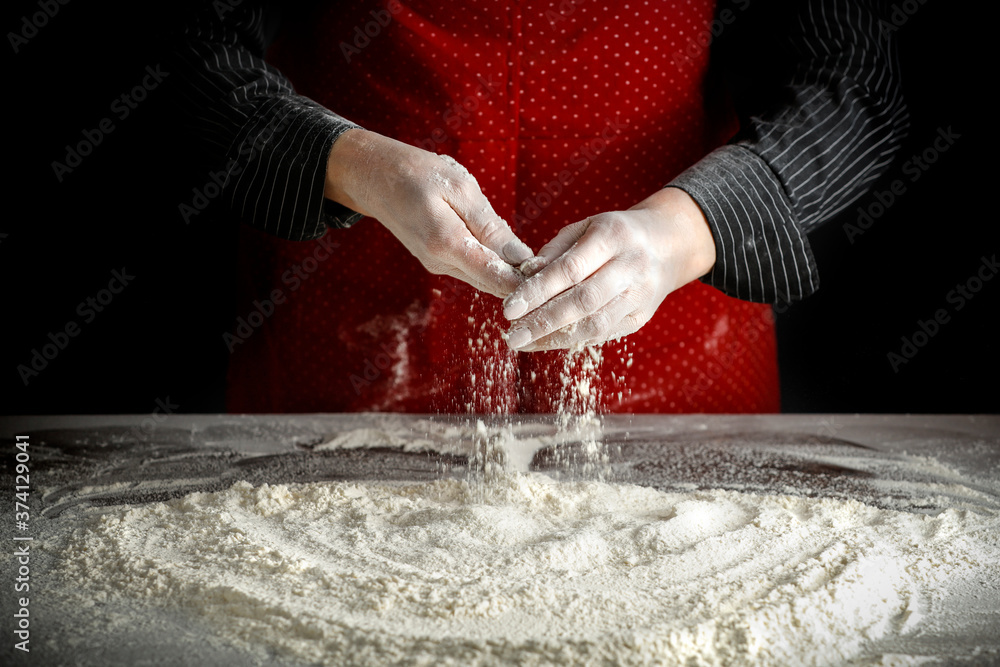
324;129;533;298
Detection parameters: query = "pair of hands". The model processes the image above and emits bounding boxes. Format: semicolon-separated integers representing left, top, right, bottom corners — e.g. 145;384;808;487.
325;129;716;352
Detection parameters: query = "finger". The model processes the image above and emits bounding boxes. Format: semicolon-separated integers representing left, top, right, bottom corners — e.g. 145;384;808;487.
517;256;547;278
515;218;591;279
502;221;611;321
517;294;644;352
437;262;520;299
436;265;490;296
439;233;525;298
438;158;534;265
461;203;534;265
419;193;525;297
535;218;591;265
504;261;632;349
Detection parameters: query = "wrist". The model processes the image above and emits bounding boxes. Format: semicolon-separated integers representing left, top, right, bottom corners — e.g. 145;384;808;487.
324;128;377;217
632;186;716;282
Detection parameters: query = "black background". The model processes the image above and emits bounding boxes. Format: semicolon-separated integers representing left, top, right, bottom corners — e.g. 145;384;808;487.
773;4;997;413
3;1;996;415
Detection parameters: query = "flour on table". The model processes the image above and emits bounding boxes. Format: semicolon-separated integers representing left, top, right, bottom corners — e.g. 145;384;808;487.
312;408;604;474
54;472;999;666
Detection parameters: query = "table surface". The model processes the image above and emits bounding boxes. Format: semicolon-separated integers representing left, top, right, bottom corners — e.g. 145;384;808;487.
2;413;998;665
3;412;998;512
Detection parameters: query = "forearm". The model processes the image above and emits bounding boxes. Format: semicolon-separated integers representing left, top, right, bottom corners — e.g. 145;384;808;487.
168;0;364;239
672;0;909;304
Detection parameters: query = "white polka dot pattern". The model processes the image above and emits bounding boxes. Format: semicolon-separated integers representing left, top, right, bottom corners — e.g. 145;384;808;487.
223;1;782;414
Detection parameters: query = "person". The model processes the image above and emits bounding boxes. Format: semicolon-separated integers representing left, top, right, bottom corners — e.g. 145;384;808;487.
168;0;907;414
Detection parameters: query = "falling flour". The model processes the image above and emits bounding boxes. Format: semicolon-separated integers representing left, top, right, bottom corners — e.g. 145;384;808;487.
54;471;999;666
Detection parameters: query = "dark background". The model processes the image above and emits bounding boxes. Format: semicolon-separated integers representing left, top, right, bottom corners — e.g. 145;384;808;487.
3;1;996;416
773;5;997;413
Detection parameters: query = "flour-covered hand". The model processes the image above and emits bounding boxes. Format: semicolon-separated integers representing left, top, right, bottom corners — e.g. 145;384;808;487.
502;187;716;351
325;129;533;298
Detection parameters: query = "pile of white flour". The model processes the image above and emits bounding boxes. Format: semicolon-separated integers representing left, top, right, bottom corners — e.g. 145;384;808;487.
55;471;999;666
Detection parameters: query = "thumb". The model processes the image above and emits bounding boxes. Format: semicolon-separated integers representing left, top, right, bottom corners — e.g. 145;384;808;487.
519;218;592;277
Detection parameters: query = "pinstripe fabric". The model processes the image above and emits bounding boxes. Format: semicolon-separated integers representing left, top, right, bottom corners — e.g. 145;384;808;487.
670;0;908;303
170;0;906;302
171;1;363;240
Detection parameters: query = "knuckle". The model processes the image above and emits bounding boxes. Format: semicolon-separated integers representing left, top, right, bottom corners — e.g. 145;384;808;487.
584;309;613;339
477;216;507;246
412;188;443;215
573;284;603;314
560;252;590;284
413;187;442;210
526;312;553;337
627;282;656;307
634;247;655;271
596;212;630;240
452;179;481;203
623;309;650;335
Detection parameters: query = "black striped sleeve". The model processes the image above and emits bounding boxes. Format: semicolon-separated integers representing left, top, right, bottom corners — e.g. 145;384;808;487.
669;0;909;304
168;1;363;240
